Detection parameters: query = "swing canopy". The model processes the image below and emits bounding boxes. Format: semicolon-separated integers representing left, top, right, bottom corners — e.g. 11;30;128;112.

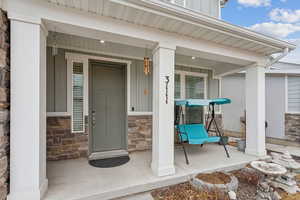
175;98;231;107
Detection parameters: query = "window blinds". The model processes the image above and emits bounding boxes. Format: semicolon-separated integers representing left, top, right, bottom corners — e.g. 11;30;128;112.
72;63;84;132
288;76;300;113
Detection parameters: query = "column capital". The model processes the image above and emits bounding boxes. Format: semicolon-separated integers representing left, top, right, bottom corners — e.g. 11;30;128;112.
254;60;269;68
8;12;48;36
8;12;41;25
153;41;176;53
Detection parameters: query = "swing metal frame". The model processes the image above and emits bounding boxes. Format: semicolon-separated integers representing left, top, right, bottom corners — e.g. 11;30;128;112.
175;99;230;165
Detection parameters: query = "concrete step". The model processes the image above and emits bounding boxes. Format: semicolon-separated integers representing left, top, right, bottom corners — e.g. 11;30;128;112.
114;192;153;200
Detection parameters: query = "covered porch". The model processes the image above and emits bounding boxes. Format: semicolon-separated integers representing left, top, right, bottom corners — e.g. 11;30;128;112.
7;0;296;200
45;144;262;200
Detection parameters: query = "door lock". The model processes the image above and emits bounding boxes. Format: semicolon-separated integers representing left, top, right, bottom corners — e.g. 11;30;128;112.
92;110;96;128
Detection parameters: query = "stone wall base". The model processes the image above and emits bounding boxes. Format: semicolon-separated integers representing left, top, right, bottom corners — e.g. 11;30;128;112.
47;116;88;161
128;115;152;152
47;115;153;160
0;9;9;200
285;113;300;142
231;113;300;148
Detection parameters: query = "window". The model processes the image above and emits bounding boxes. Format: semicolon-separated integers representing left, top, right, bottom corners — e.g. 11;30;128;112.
175;71;207;124
175;74;181;99
72;62;85;132
185;75;205;124
288;76;300;113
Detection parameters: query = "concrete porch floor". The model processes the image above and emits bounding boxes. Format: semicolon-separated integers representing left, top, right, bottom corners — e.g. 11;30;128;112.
44;144;264;200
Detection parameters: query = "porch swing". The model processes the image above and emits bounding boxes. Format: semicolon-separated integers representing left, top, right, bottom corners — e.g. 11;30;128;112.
175;98;231;164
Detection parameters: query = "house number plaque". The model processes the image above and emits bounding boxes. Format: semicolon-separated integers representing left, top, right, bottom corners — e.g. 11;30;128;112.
165;76;170;104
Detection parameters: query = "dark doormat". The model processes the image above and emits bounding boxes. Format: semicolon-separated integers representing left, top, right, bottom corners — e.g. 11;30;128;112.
89;156;130;168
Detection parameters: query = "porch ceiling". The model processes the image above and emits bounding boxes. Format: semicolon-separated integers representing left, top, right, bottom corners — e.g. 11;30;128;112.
47;31;243;74
46;0;296;56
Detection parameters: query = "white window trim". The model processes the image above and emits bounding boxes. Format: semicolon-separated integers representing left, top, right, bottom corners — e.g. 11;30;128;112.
175;70;208;98
65;52;132;133
214;76;222;115
128;112;153;116
285;74;300;114
46;112;70;117
285;74;288;113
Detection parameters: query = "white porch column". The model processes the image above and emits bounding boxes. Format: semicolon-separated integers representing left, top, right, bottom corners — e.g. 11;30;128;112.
245;65;267;156
151;43;176;176
8;17;48;200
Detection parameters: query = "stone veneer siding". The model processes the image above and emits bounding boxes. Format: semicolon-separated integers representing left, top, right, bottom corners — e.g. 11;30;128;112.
128;115;152;152
47;114;226;159
47;115;153;160
0;9;9;200
285;113;300;142
47;116;88;161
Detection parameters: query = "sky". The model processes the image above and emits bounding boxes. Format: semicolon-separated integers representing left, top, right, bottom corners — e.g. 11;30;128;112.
222;0;300;64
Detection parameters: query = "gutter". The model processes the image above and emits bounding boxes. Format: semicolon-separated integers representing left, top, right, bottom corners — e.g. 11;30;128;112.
266;48;290;69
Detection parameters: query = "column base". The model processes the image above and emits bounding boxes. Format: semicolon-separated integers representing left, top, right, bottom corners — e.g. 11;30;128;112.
8;178;48;200
151;163;176;177
245;148;267;157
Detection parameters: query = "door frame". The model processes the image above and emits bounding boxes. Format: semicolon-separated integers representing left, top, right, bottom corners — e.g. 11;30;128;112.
88;58;131;160
65;52;131;159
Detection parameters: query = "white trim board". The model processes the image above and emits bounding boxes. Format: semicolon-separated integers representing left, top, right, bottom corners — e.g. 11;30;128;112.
128;112;153;116
47;112;70;117
47;112;153;117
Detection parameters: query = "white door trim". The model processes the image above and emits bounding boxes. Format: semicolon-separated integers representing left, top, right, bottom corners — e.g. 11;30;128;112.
65;52;132;125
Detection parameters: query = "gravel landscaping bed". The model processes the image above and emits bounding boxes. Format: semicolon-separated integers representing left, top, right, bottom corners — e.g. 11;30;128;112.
151;166;300;200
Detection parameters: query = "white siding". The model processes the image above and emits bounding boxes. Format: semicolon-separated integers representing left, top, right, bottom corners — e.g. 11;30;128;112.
265;75;286;139
166;0;220;18
288;76;300;113
222;73;287;139
222;74;245;133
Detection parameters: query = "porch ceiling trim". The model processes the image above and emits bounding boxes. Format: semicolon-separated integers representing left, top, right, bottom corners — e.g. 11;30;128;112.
46;0;296;56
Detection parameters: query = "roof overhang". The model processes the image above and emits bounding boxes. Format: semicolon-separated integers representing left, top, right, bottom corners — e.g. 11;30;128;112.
45;0;296;56
111;0;296;54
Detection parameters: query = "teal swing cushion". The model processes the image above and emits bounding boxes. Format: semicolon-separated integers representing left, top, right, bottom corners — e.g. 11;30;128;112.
177;124;220;145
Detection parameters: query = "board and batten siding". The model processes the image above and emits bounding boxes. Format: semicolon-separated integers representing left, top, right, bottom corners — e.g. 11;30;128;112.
266;75;286;139
166;0;220;18
46;47;219;113
47;48;68;112
46;47;153;112
130;60;153;112
222;73;287;139
186;0;220;18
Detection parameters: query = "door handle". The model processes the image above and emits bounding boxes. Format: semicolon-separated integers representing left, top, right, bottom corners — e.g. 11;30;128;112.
92;110;96;128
